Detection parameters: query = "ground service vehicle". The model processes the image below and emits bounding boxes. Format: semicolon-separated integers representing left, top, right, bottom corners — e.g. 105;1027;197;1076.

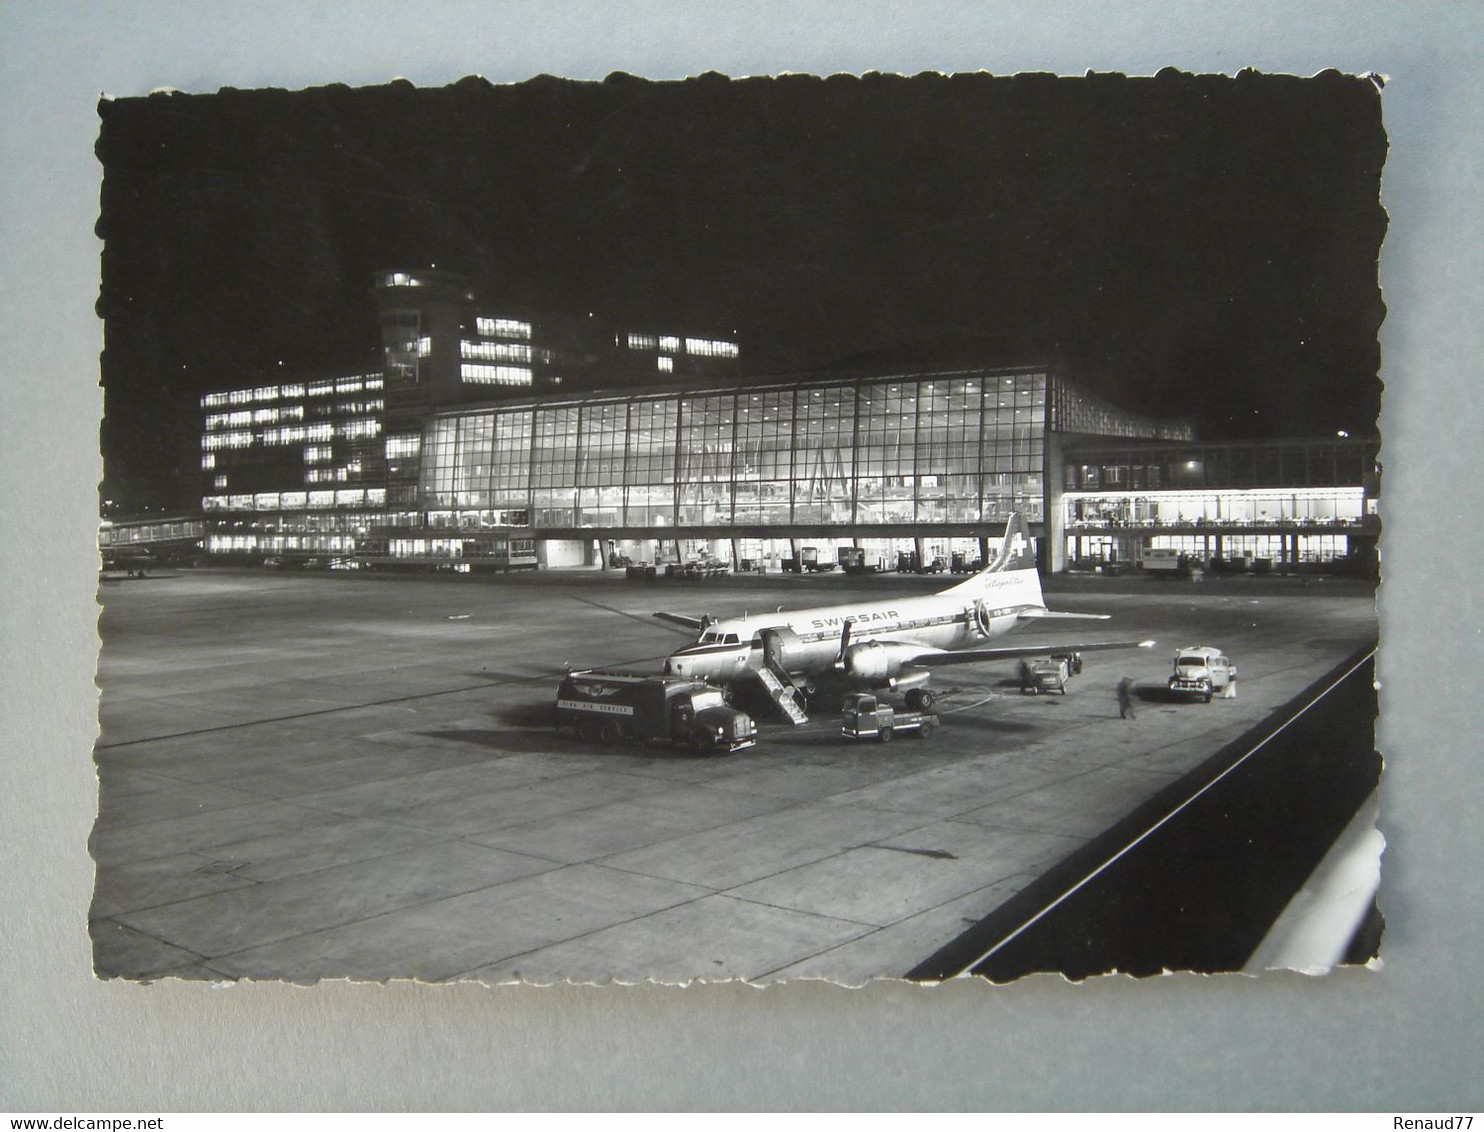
1168;646;1237;702
800;547;835;572
1019;652;1083;695
837;547;883;574
840;692;938;741
555;670;757;754
1142;548;1200;579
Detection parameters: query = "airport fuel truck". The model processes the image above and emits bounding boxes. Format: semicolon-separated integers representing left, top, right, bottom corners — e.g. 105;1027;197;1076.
555;669;758;754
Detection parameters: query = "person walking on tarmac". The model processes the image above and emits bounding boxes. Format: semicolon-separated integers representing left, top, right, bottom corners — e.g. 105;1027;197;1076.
1116;676;1137;719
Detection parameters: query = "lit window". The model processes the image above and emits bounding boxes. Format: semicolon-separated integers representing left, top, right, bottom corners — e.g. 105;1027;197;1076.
659;335;680;352
201;454;216;471
202;392;230;408
628;333;658;351
281;491;307;509
365;376;383;391
386;435;421;459
305;445;333;463
658;356;674;373
308;490;335;509
383;273;422;288
337;418;382;439
254;386;279;402
253;408;279;424
335;376;364;394
417;337;431;358
254;492;280;511
281;383;306;398
214;475;228;489
307;380;335;397
229;389;253;405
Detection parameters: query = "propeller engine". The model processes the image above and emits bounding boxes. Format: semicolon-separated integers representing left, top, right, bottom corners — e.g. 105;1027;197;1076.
838;638;932;686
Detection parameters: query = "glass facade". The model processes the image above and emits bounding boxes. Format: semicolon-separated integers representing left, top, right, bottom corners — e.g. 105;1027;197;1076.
1059;439;1380;568
417;370;1051;529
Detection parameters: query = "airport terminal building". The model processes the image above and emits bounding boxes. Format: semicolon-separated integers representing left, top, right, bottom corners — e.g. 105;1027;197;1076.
193;270;1379;576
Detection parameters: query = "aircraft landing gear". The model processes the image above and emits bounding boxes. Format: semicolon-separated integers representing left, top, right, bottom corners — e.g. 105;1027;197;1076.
905;688;936;712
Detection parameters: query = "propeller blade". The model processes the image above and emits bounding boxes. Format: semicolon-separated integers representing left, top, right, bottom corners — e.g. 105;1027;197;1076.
834;618;854;669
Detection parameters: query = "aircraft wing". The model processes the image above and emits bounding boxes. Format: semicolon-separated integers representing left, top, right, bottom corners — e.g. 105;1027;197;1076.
652;611;707;631
1016;609;1111;621
905;639;1156;667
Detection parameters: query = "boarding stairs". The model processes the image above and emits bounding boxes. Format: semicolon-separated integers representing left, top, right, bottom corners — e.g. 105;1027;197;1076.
750;661;810;725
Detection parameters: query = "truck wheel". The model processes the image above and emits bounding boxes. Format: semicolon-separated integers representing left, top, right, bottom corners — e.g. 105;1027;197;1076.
879;727;893;743
917;719;936;739
599;721;620;743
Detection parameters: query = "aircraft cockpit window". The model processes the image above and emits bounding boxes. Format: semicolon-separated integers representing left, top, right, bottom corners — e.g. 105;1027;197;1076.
722;633;739;645
699;631;721;643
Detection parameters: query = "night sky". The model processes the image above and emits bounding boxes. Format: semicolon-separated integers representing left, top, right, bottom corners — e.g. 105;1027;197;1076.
96;70;1386;512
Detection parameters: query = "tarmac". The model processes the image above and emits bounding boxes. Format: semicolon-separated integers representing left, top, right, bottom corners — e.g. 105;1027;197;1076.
90;565;1379;985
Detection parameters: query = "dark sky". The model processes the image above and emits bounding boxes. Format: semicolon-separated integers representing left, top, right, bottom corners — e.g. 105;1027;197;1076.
96;70;1386;511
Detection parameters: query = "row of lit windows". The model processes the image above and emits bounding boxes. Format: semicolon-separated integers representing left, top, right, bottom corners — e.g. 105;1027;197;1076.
206;534;359;553
205;406;309;430
204;401;384;432
462;364;533;386
304;464;365;484
386;435;422;459
625;333;739;359
200;375;383;409
201;419;381;450
98;519;204;547
462;340;534;363
1062;488;1367;526
202;488;389;512
420;473;1046;521
685;337;740;358
475;316;532;340
1068;534;1359;566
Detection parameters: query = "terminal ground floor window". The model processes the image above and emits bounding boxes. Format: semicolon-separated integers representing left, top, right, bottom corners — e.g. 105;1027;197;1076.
1065;532;1356;565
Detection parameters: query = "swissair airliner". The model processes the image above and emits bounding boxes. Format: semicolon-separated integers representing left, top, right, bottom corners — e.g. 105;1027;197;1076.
658;513;1153;717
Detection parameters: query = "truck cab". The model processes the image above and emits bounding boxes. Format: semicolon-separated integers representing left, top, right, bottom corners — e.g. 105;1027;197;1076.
1168;646;1237;702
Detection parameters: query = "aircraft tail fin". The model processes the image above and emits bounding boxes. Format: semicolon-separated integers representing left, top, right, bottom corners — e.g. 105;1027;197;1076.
942;513;1044;604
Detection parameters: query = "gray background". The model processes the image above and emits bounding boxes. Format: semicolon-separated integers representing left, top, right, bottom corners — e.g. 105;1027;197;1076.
3;0;1480;1111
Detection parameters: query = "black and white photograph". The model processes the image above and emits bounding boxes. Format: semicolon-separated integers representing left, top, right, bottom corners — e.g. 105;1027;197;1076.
88;69;1388;988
